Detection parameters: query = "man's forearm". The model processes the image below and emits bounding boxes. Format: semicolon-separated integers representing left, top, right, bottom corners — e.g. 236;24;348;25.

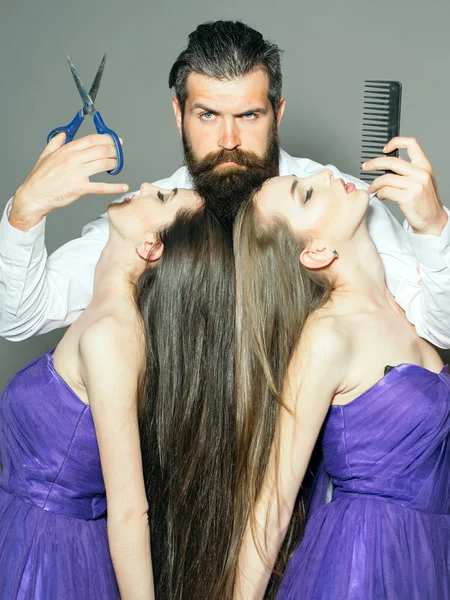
0;198;106;340
402;206;450;348
0;132;129;339
8;190;47;232
410;206;449;237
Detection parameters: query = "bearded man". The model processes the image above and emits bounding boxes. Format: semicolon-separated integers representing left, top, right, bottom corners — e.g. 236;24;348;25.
0;20;449;346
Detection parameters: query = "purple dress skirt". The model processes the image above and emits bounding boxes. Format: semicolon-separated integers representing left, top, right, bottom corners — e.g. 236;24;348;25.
277;364;450;600
0;351;120;599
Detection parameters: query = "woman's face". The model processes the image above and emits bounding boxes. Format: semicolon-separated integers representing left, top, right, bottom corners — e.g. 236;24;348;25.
255;170;370;248
108;183;202;243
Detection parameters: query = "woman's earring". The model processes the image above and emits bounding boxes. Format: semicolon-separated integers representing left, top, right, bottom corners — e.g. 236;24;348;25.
332;249;339;258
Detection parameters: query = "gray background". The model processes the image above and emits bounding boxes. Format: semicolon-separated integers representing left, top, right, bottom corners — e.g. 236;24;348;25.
1;0;450;388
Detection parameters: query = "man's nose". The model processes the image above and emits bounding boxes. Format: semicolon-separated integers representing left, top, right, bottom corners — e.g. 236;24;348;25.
218;119;241;150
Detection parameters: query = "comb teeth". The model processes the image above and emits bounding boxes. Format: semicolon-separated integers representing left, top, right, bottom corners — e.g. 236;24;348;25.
360;80;402;182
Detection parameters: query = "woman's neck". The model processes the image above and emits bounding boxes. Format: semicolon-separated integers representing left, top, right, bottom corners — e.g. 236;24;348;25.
90;237;142;310
329;226;394;313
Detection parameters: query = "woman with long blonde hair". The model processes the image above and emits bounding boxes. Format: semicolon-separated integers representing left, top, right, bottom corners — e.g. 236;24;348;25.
232;164;450;599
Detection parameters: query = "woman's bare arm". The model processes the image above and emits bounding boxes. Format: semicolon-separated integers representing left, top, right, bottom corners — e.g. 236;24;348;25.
234;319;349;600
79;317;154;600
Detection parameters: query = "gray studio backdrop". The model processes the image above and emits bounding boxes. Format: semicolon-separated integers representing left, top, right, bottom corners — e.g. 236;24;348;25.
1;0;450;389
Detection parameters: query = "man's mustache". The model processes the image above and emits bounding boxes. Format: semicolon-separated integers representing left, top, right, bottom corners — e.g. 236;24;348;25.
189;148;270;172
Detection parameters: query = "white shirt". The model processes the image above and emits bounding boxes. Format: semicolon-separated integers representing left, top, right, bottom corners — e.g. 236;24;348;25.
1;148;450;347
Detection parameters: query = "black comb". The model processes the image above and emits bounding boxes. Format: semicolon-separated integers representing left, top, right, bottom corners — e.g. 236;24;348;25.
360;80;402;183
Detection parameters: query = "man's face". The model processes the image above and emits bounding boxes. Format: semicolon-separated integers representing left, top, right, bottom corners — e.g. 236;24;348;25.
175;69;282;160
172;69;286;226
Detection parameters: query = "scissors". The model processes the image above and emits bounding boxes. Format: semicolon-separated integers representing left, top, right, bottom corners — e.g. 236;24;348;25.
47;54;123;175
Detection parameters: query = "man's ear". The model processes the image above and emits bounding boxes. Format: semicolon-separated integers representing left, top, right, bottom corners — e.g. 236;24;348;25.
299;245;337;270
276;97;286;129
172;97;183;137
136;239;164;263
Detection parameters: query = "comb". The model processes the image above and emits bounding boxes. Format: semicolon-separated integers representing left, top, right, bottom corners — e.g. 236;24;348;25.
360;80;402;183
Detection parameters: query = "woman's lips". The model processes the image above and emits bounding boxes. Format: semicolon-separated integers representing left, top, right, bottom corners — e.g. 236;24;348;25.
339;179;356;194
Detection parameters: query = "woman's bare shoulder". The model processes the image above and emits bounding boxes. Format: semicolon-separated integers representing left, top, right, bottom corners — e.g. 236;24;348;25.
78;310;145;384
301;311;352;365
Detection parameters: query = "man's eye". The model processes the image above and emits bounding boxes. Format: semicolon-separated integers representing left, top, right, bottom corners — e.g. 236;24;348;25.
242;113;256;120
157;190;166;202
200;112;215;121
304;188;313;203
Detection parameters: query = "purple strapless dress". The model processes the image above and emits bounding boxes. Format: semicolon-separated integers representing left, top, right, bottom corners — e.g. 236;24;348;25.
278;363;450;600
0;350;119;599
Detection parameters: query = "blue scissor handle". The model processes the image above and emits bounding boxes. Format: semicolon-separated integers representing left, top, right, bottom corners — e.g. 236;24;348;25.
93;111;123;176
47;109;84;144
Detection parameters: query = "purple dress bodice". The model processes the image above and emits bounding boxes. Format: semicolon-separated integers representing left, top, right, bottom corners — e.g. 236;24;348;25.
323;363;450;514
0;350;106;520
278;363;450;600
0;350;119;599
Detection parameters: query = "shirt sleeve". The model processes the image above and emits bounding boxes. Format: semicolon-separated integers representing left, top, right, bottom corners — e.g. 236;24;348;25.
367;198;450;349
0;197;109;341
0;170;188;342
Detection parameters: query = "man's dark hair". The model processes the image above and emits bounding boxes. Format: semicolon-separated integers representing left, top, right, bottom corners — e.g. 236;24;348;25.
168;20;283;115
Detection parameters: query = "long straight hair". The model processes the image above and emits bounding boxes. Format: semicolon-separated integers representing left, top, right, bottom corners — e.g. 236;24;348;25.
135;208;235;600
230;197;333;596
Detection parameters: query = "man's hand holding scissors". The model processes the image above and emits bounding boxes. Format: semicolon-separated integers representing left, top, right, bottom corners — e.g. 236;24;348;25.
10;132;128;231
10;55;128;232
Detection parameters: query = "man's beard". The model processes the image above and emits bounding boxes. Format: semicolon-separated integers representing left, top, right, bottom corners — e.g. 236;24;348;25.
182;122;280;229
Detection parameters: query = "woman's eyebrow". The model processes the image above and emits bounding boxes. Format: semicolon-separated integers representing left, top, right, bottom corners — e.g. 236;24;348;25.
290;179;299;196
168;188;178;202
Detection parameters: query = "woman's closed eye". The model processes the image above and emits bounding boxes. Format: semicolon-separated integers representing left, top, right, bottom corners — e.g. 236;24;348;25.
304;187;313;203
157;188;178;203
290;177;313;205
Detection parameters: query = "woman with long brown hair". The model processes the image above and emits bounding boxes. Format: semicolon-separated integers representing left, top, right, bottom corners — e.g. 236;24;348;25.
0;174;236;600
232;163;450;599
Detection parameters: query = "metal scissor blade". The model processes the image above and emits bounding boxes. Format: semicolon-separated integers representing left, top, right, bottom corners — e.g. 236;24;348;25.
67;54;95;113
88;54;106;104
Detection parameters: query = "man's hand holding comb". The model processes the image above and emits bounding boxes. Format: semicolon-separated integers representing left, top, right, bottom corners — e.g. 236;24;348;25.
362;136;448;236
